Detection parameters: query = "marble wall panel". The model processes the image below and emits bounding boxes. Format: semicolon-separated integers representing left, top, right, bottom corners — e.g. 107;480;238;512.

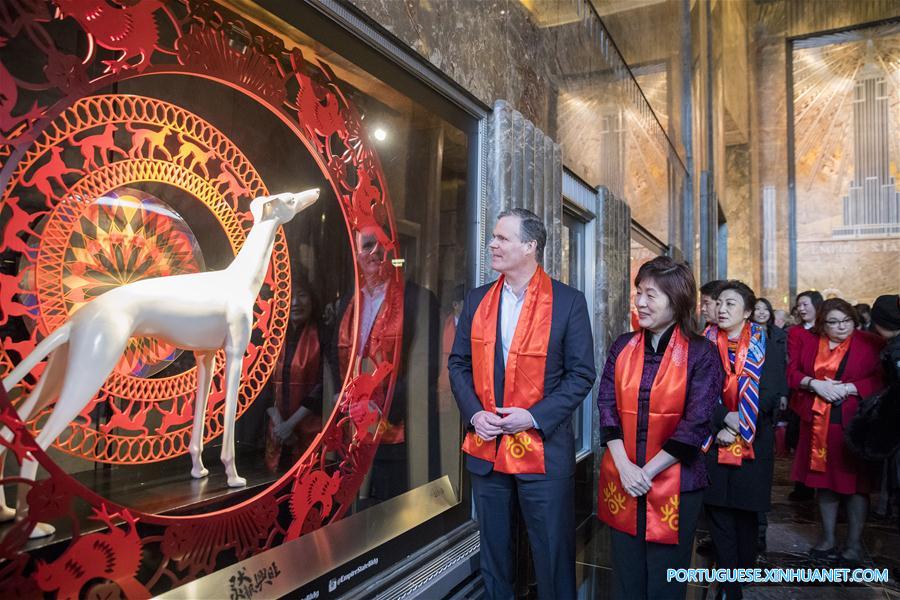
591;185;630;512
483;100;563;283
347;0;688;249
797;237;900;304
722;143;759;291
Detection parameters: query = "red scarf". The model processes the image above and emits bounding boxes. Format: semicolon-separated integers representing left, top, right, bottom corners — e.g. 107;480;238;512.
461;268;552;474
809;334;852;472
274;323;321;415
598;328;688;545
338;276;405;443
267;324;321;469
715;324;755;464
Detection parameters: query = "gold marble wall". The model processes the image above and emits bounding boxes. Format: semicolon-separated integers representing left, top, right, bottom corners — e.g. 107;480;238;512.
345;0;900;304
348;0;689;248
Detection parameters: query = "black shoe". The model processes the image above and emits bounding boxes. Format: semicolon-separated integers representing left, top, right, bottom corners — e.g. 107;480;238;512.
808;546;838;560
696;535;714;554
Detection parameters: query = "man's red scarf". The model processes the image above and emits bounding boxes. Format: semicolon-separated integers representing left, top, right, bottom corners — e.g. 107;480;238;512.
809;334;852;472
338;277;405;443
461;268;552;474
598;328;688;545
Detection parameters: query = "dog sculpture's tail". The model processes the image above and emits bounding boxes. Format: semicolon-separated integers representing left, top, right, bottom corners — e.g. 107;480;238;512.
2;323;71;392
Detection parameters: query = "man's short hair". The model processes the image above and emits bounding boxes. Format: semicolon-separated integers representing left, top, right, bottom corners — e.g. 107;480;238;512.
498;207;547;264
699;280;724;298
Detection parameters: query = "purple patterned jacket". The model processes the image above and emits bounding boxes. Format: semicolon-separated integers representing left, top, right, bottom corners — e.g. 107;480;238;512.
597;326;724;492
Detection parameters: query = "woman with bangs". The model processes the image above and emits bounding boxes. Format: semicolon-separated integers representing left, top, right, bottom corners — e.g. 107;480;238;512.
789;298;885;564
597;256;723;600
702;281;787;600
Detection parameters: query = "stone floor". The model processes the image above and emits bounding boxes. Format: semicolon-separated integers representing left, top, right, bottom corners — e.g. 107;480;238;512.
574;456;900;599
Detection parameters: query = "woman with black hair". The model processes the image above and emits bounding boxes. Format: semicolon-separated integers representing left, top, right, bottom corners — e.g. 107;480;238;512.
703;281;787;600
750;296;789;553
265;281;324;470
598;256;722;599
753;297;775;330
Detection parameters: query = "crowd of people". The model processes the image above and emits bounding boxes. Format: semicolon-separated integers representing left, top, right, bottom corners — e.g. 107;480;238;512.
447;207;900;600
688;281;899;599
602;271;900;599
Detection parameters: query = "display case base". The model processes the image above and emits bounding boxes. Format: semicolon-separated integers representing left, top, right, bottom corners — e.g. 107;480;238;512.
0;442;283;554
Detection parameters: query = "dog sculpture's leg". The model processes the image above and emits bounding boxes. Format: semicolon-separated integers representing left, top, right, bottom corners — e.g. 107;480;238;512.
221;313;251;488
189;351;216;479
19;322;126;537
0;347;67;522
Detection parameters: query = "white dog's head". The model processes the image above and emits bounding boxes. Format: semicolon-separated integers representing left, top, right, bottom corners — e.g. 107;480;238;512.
250;188;320;224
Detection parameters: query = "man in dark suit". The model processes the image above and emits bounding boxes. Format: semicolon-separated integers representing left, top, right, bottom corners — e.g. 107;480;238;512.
449;208;596;600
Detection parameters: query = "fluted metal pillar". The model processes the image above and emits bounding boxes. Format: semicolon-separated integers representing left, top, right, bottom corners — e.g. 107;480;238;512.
482;100;563;283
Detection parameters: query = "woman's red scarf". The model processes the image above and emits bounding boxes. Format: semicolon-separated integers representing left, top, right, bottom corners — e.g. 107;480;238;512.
266;324;321;469
702;322;765;465
274;323;321;415
461;267;552;474
338;277;405;443
598;327;688;545
809;334;852;472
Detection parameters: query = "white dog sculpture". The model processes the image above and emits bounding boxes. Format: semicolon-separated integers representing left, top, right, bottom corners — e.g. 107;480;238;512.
0;188;320;537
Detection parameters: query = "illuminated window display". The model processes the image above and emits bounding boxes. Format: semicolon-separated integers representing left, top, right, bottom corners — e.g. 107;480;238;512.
0;0;468;595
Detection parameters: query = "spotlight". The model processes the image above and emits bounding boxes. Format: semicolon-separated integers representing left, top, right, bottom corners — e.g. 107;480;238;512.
373;127;387;142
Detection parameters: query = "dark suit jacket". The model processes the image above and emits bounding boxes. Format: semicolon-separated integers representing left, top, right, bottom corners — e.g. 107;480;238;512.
705;325;788;511
448;278;596;481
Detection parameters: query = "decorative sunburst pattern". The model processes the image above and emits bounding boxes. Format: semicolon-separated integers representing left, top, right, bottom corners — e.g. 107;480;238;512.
791;22;900;301
62;188;204;376
793;25;900;239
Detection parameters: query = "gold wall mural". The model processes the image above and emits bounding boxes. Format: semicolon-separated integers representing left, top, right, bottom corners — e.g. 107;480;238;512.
792;22;900;303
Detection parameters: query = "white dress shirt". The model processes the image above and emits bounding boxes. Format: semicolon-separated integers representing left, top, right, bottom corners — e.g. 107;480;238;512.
500;280;527;365
358;281;387;355
498;279;539;429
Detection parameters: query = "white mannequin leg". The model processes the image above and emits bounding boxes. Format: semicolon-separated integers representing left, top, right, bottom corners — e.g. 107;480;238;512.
19;330;124;538
189;351;216;479
0;347;67;522
221;319;250;487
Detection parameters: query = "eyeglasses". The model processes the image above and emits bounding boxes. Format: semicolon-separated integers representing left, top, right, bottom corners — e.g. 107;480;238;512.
824;318;854;327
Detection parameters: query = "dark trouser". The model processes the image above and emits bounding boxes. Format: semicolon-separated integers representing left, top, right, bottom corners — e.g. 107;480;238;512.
786;410;800;451
609;489;704;600
367;443;408;505
707;506;759;600
758;511;767;543
471;471;575;600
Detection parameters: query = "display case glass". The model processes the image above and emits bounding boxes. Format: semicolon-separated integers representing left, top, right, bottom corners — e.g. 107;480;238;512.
0;1;469;595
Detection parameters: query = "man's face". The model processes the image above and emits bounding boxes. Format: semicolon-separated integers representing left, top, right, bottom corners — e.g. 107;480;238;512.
355;228;386;280
489;216;535;274
701;294;718;325
774;310;787;328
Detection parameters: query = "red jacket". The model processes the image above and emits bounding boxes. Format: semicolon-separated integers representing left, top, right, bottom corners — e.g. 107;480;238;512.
787;328;884;423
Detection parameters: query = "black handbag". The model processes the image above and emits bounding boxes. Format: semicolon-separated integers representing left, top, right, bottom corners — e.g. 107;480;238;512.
845;385;900;461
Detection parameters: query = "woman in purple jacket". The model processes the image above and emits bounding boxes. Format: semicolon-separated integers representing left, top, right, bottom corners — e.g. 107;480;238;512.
598;256;723;600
